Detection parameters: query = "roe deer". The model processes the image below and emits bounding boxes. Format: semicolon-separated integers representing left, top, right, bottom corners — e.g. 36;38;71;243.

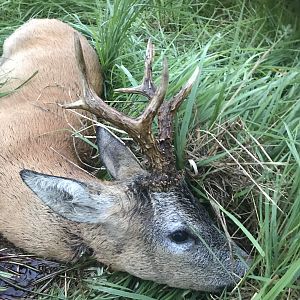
0;18;249;292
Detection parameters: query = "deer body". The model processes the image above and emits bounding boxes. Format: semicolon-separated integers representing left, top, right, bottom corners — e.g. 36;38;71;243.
0;19;102;260
0;19;249;292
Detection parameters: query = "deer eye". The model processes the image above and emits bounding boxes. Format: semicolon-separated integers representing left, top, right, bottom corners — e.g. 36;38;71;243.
169;230;194;244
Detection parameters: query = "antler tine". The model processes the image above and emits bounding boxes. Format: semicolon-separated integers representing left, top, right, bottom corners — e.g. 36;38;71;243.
63;33;91;111
114;39;157;99
157;66;200;169
138;58;168;128
63;33;136;131
169;66;200;113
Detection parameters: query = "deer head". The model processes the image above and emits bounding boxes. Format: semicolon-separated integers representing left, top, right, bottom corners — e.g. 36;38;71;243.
21;36;250;292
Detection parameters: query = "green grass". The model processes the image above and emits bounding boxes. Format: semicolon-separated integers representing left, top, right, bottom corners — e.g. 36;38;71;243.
1;0;300;299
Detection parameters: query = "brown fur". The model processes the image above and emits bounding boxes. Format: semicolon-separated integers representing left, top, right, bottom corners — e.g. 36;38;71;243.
0;19;102;260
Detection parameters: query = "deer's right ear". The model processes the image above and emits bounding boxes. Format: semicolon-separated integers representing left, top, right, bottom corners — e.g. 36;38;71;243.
96;126;146;180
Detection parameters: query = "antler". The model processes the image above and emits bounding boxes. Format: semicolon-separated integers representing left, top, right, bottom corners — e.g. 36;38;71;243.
64;34;199;174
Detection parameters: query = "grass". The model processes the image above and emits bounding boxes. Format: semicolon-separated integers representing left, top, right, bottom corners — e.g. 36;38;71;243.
1;0;300;299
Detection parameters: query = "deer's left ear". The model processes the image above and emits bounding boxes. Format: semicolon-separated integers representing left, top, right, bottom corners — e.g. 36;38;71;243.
20;169;113;223
96;126;146;180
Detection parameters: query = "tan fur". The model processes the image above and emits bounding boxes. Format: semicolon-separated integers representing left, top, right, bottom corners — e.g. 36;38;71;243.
0;19;102;260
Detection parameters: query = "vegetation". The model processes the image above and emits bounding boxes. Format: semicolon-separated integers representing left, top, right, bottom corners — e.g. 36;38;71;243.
0;0;299;299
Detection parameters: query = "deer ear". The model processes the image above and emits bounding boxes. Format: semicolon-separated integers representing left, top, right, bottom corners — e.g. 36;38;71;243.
20;169;112;223
96;126;145;180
